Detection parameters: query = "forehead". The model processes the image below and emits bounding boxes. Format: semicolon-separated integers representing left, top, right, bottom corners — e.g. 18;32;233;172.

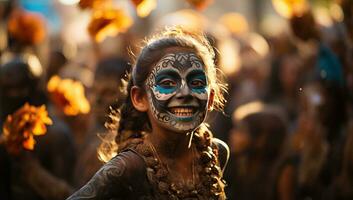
153;51;205;74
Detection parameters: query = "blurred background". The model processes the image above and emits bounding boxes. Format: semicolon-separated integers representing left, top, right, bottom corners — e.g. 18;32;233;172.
0;0;352;199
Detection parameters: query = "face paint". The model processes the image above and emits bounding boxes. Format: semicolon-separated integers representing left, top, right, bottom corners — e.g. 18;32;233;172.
146;52;209;132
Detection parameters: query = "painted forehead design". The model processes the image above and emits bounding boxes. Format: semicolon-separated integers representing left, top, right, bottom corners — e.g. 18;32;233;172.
158;52;204;70
147;52;205;87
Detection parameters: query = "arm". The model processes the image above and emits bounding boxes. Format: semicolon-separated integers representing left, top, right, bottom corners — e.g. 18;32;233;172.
22;155;74;200
36;118;76;183
277;165;296;200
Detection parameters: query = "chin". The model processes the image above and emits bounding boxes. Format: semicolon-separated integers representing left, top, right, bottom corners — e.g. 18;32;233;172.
162;125;198;134
159;116;203;134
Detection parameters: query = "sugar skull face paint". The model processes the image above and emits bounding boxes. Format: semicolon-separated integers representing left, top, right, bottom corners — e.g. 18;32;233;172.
146;52;209;132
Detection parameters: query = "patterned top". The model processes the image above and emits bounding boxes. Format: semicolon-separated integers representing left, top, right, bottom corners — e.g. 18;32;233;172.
67;138;229;200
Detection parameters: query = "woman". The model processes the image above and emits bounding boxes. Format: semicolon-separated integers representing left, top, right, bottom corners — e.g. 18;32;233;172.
67;28;229;200
274;83;330;200
226;106;287;200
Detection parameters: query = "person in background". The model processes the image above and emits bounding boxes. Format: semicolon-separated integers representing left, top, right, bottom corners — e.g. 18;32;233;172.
0;57;75;200
73;57;130;188
324;121;353;200
226;103;287;200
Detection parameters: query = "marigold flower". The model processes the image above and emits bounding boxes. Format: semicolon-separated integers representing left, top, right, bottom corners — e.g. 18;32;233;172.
131;0;157;18
157;9;207;33
186;0;213;11
47;76;91;116
87;7;133;42
219;13;249;36
78;0;110;9
7;9;46;46
272;0;309;18
1;103;52;154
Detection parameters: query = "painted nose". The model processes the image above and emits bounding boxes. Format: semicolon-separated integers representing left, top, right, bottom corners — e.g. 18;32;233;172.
175;81;192;100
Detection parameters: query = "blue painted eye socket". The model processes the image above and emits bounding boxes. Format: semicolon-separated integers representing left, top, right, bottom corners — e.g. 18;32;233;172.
189;79;206;89
187;71;207;92
155;85;177;94
155;72;179;94
158;79;177;88
155;79;178;94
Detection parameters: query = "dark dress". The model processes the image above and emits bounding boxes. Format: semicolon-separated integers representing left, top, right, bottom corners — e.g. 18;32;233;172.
0;116;75;200
67;139;229;200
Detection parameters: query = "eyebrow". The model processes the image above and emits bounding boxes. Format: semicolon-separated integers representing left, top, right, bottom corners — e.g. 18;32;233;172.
155;69;181;82
186;69;207;80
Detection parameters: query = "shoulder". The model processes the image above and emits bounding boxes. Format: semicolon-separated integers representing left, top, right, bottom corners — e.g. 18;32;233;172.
67;150;147;199
211;138;230;173
99;150;146;183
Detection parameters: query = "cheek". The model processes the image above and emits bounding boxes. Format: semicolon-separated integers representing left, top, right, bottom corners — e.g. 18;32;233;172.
193;92;209;101
152;86;177;101
191;87;209;101
147;90;168;111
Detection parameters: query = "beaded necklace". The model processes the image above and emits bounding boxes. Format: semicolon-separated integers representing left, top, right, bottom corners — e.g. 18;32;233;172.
148;141;197;188
133;129;226;200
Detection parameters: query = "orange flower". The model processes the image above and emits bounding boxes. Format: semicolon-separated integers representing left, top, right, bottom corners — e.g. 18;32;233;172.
87;7;133;42
131;0;157;18
186;0;213;11
78;0;111;9
272;0;309;18
47;76;91;116
2;103;52;154
157;9;208;33
7;9;46;45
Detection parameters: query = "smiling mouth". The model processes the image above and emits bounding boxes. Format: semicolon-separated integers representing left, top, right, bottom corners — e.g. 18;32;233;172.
168;107;197;117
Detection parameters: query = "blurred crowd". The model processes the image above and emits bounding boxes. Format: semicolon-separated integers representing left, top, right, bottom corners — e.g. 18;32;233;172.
0;0;352;200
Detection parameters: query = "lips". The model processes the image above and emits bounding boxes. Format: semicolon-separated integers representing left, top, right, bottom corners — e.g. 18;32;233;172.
168;107;197;117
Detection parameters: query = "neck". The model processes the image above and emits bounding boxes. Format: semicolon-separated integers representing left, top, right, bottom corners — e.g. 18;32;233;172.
148;126;193;159
147;127;197;184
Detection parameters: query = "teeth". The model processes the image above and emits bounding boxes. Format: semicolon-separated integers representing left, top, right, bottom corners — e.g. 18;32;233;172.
170;108;194;117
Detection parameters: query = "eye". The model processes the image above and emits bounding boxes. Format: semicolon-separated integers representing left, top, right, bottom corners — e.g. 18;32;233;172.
190;79;206;87
159;79;177;87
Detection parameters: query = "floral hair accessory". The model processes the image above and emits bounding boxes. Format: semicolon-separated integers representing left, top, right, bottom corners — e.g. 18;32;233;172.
47;75;91;116
1;103;52;155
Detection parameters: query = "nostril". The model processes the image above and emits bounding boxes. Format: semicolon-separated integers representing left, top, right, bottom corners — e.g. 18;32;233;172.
177;84;192;96
176;94;193;101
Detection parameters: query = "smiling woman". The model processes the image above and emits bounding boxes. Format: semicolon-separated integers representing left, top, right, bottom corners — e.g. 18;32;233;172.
67;27;229;200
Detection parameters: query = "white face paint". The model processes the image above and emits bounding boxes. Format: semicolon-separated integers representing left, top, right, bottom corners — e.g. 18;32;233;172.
146;52;210;132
